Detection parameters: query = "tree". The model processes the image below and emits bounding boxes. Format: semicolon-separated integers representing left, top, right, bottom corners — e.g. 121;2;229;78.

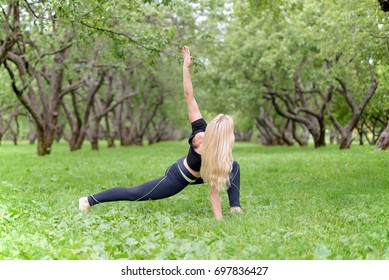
61;64;106;151
325;74;378;149
1;0;388;152
254;99;297;146
262;60;330;148
4;34;85;155
1;1;86;155
0;1;21;65
197;0;388;148
376;121;389;150
1;0;179;154
376;0;389;150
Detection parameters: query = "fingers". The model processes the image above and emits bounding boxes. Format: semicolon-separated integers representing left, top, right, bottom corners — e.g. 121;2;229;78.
181;46;192;69
181;45;190;56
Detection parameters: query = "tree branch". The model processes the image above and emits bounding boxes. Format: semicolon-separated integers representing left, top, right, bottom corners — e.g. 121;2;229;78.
22;0;40;19
335;77;358;113
3;60;44;129
79;21;174;56
370;33;389;39
360;73;378;110
323;86;344;134
266;92;310;126
57;80;85;101
295;107;321;119
95;94;137;120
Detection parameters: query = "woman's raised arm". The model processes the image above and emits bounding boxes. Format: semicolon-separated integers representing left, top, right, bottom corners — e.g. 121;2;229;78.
182;46;202;123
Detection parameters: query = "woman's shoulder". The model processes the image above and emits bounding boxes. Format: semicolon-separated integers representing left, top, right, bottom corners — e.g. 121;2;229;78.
191;118;207;130
191;132;205;150
188;118;207;147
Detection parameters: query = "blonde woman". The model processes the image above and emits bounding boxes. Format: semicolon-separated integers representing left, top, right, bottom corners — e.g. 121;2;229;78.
79;46;241;220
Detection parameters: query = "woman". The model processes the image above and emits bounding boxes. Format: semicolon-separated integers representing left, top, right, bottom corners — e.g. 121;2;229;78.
79;46;241;220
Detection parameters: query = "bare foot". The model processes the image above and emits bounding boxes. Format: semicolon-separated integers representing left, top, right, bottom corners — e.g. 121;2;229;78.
79;197;91;211
230;207;242;213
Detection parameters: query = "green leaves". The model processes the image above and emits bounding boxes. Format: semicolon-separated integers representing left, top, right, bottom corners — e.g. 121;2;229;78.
192;0;388;145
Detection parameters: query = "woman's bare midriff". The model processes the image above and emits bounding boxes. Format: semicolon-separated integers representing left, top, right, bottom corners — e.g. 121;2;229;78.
183;157;201;178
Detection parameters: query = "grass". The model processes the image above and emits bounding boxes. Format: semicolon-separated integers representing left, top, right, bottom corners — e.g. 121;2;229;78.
0;141;388;260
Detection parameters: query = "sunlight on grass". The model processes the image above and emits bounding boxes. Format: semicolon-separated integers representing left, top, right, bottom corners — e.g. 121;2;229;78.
0;141;388;260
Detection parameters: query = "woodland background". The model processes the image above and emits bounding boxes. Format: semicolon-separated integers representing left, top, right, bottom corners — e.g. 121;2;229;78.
0;0;388;155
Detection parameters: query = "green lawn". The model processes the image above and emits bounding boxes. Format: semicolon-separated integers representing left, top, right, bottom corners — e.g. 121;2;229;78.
0;141;388;260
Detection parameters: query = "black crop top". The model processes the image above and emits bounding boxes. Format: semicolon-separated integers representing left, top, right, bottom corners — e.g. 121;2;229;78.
186;118;207;171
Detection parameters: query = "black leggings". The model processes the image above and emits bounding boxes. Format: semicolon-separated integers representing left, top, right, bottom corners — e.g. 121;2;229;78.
87;156;241;207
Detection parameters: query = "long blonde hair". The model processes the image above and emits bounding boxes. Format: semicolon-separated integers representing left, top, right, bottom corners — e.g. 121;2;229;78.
200;114;235;192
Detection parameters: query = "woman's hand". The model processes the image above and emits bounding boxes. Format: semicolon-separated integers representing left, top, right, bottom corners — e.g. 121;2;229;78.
181;46;193;70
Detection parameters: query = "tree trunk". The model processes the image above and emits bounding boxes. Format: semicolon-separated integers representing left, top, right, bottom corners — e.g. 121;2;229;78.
104;114;116;148
376;121;389;150
36;128;54;155
292;121;309;146
5;42;83;155
0;2;21;65
147;117;183;144
26;114;36;144
118;73;163;147
0;113;3;145
338;133;353;149
361;114;387;145
254;100;295;146
62;65;106;152
89;115;103;151
2;2;86;156
267;92;326;147
262;68;328;148
0;104;21;145
329;128;339;144
235;130;253;142
326;74;378;149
